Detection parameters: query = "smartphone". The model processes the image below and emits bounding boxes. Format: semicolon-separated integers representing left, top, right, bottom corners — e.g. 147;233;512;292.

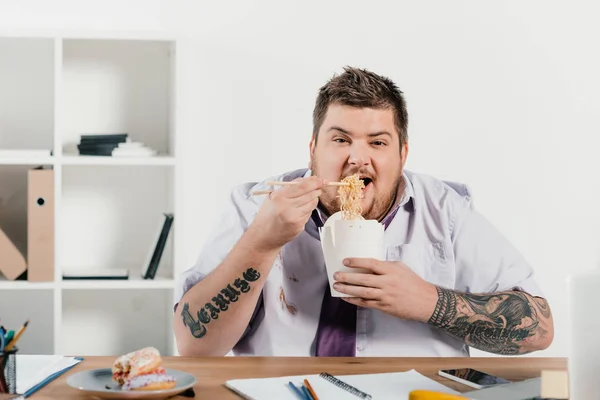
438;368;511;389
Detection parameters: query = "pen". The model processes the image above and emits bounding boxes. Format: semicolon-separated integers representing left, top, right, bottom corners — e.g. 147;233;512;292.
5;320;29;351
288;382;306;399
303;379;320;400
301;384;314;400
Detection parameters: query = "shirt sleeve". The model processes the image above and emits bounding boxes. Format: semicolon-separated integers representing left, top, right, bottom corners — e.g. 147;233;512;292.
174;182;259;310
451;198;544;298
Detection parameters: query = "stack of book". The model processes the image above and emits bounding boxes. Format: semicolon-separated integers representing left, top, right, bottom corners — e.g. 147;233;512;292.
77;134;128;156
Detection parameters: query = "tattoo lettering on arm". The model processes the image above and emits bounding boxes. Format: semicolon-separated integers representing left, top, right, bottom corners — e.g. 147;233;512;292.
180;268;261;339
181;303;207;338
428;287;551;355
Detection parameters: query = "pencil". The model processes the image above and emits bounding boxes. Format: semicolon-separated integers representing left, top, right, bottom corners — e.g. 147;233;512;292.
304;379;320;400
5;319;29;351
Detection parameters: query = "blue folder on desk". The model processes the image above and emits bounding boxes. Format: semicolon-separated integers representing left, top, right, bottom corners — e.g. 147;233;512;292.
16;355;83;397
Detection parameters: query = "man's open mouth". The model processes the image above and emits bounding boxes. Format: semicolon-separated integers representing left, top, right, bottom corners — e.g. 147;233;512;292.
360;176;373;190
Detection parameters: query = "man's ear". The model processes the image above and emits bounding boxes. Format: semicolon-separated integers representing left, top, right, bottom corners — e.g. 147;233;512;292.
400;142;409;168
308;136;316;169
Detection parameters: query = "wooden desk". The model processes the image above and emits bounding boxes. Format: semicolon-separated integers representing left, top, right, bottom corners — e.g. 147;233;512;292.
5;356;567;399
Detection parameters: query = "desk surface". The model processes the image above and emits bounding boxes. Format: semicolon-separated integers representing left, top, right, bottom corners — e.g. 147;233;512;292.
8;356;567;399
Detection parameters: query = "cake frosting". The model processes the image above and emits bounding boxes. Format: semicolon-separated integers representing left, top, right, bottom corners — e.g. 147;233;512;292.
122;373;177;391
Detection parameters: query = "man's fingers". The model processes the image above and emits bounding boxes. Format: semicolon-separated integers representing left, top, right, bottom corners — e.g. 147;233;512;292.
343;258;387;275
290;188;322;207
296;197;320;216
333;282;382;299
285;200;319;225
334;271;383;288
341;297;379;308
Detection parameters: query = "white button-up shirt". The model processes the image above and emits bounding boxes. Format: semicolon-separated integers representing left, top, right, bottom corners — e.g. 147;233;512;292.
175;168;543;357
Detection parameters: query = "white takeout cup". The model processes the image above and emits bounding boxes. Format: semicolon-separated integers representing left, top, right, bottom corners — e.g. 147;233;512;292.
319;211;385;297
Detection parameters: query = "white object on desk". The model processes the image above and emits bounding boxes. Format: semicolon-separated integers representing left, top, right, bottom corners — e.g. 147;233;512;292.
225;369;460;400
16;355;82;395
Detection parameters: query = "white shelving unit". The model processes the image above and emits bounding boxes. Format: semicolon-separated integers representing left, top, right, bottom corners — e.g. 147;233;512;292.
0;30;182;357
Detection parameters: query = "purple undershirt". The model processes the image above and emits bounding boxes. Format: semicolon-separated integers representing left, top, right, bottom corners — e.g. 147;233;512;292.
314;205;400;357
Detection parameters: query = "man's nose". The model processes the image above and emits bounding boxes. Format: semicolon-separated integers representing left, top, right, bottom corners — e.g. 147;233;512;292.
348;147;370;167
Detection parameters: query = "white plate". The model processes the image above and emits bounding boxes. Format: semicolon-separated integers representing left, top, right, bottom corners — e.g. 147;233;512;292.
66;368;197;399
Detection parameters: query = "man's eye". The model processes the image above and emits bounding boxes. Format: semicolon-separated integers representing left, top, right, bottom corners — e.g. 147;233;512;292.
334;138;347;143
372;141;386;146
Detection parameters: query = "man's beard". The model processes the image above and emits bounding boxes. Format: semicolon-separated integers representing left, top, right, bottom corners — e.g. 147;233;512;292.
310;158;403;221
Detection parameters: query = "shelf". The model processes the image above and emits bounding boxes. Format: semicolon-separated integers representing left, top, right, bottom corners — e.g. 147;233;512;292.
0;155;176;166
61;277;174;290
61;155;175;166
61;289;172;356
0;280;56;290
0;37;55;152
0;29;178;41
0;156;55;165
0;33;180;356
60;167;174;276
61;39;175;157
0;278;173;289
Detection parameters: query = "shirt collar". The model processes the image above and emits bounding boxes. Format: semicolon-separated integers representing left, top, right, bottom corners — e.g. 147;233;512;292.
305;169;415;227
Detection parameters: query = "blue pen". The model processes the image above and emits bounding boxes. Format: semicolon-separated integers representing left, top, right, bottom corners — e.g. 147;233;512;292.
288;382;307;399
301;384;314;400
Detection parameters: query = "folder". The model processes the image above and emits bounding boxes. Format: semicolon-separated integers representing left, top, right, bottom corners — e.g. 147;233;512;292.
17;355;83;397
27;168;54;282
0;225;26;280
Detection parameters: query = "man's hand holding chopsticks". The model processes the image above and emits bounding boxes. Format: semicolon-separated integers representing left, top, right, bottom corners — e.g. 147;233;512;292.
249;176;328;252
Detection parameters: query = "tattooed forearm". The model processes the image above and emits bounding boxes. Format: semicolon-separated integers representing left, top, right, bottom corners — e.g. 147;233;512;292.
428;287;553;355
180;268;261;339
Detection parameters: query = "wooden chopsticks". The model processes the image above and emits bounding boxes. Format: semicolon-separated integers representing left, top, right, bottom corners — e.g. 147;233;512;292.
251;180;349;196
266;181;349;187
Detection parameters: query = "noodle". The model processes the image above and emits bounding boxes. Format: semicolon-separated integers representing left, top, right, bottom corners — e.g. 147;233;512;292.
338;174;365;220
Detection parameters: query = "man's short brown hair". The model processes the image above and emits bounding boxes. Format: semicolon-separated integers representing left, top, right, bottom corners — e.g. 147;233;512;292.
312;66;408;147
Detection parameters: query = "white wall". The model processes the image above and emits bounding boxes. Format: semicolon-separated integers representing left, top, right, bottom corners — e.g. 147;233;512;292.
2;0;599;358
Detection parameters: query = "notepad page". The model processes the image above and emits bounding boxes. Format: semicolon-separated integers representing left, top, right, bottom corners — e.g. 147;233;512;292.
225;369;461;400
16;355;81;394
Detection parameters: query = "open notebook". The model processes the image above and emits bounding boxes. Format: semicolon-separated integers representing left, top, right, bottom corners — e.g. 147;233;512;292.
225;369;461;399
16;355;83;397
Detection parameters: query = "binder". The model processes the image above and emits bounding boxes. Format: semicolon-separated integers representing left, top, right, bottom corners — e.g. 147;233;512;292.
0;225;26;280
27;168;54;282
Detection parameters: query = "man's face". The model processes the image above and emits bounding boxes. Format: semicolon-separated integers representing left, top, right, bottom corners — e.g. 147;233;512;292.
310;104;407;221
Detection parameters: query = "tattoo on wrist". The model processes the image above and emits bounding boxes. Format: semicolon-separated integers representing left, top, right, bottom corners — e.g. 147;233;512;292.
180;268;261;339
428;286;550;355
428;287;456;328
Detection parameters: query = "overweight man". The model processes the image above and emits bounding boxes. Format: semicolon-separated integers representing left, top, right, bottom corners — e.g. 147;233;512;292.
173;67;554;357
